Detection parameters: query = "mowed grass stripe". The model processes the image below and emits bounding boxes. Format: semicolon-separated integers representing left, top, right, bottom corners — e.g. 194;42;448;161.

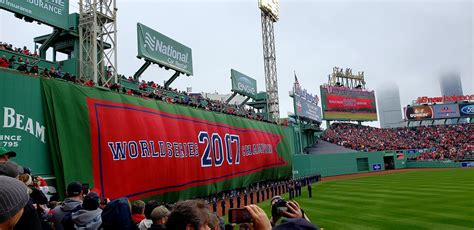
299;200;465;230
317;185;467;196
259;169;474;230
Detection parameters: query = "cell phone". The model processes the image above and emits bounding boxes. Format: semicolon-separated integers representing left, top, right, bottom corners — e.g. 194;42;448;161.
82;183;90;195
228;208;252;224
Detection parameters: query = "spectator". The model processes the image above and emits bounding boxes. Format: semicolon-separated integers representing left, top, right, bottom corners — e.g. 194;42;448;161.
101;197;135;230
84;79;95;87
243;204;272;230
138;200;160;229
131;200;146;225
0;161;43;230
17;63;28;72
0;176;30;230
30;65;39;75
18;174;48;205
71;192;102;230
0;147;16;162
52;181;83;230
149;205;170;230
207;212;224;230
273;218;319;230
22;46;30;55
0;55;9;68
0;161;23;178
166;200;211;230
25;175;51;230
41;68;51;78
8;55;15;68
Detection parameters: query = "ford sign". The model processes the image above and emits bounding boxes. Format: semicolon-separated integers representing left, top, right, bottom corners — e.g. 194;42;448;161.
459;104;474;117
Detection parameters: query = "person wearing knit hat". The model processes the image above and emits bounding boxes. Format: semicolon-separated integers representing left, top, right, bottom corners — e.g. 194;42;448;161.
1;167;43;230
0;147;16;163
0;176;29;229
0;161;23;178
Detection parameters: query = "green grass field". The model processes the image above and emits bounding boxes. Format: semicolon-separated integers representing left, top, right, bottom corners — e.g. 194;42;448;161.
257;169;474;230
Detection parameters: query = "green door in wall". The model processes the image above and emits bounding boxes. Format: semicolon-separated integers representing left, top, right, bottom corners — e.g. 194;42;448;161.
356;157;369;172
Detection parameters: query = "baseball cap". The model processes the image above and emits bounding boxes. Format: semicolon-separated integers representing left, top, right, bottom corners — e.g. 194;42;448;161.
0;161;23;178
67;181;82;197
150;205;170;221
0;176;29;223
0;147;16;158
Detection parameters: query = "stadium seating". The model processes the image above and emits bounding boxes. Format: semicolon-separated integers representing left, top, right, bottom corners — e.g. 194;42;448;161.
322;123;473;161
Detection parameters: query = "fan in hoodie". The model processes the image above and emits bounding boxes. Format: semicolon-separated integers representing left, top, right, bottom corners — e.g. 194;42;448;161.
52;181;83;230
101;197;135;230
71;192;102;230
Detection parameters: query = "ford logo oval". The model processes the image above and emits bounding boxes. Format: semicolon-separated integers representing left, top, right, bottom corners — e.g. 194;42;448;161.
461;105;474;115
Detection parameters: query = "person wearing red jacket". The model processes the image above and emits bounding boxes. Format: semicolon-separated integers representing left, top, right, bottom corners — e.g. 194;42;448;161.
0;56;9;68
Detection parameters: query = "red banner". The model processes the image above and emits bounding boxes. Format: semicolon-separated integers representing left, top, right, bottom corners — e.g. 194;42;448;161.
87;99;287;199
325;95;375;110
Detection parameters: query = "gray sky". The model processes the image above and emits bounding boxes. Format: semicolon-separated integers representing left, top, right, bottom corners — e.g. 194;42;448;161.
1;0;472;127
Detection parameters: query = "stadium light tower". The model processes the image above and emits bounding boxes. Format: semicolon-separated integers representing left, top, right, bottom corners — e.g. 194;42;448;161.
259;0;280;122
79;0;118;86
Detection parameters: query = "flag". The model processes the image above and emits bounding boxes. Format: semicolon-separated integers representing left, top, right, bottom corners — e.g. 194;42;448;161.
294;71;299;85
294;71;300;94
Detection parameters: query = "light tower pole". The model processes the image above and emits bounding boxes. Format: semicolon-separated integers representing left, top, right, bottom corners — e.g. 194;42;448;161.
259;0;280;122
79;0;118;86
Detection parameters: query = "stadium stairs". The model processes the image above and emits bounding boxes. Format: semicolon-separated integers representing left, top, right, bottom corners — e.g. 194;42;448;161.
304;140;358;154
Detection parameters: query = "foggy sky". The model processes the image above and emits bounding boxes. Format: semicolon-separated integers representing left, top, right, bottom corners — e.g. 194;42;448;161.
1;0;472;127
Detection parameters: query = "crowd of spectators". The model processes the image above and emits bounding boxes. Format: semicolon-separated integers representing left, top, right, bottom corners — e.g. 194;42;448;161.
0;148;321;230
322;123;474;161
116;76;270;123
0;42;39;57
0;42;273;124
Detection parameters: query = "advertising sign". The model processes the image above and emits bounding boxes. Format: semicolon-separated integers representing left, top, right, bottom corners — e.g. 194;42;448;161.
294;93;322;122
137;23;193;76
407;149;417;154
0;72;52;176
461;162;474;168
459;103;474;117
432;104;460;119
231;69;257;98
372;163;382;171
41;79;291;200
404;105;433;120
0;0;69;30
320;86;377;121
416;94;474;104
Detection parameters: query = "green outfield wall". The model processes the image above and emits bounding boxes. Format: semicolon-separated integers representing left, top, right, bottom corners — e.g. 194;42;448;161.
292;150;411;177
